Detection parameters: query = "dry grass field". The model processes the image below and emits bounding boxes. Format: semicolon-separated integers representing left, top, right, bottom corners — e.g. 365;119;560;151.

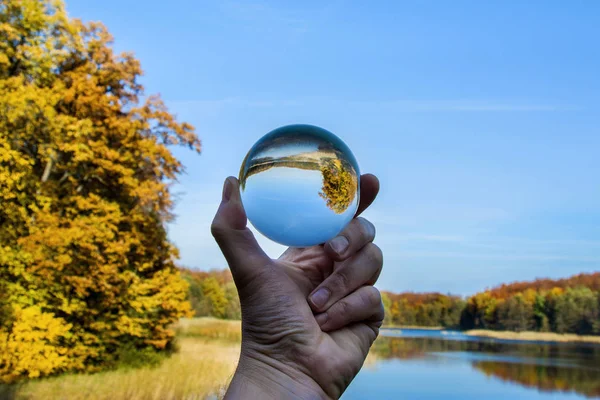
0;318;242;400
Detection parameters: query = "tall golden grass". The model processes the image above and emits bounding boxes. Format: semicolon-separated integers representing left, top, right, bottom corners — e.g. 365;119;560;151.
1;318;242;400
174;318;242;342
465;329;600;344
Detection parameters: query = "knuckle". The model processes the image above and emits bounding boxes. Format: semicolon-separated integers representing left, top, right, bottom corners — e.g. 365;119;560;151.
364;287;382;307
335;298;351;317
364;243;383;266
333;268;352;291
357;217;376;240
210;221;226;240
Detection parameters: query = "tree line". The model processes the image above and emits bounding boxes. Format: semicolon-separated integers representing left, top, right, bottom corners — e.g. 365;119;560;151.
184;269;600;336
460;273;600;334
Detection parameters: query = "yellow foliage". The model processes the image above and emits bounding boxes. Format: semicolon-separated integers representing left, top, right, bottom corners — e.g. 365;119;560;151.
319;158;358;214
0;0;199;381
0;306;72;382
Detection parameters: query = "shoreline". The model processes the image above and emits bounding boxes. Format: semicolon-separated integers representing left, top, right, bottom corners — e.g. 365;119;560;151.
464;329;600;344
381;325;443;331
380;325;600;344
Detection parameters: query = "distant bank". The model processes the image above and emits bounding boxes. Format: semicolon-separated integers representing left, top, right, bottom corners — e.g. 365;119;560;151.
182;268;600;341
382;325;600;344
380;325;600;345
465;329;600;344
381;325;443;330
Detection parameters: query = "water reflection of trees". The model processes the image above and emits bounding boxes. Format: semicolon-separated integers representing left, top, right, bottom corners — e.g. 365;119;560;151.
474;361;600;398
371;337;600;398
371;336;465;360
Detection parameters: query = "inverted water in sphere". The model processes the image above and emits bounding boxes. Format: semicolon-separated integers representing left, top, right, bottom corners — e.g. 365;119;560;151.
239;124;360;247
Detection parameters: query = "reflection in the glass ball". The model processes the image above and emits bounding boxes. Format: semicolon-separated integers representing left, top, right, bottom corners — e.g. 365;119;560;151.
239;124;360;247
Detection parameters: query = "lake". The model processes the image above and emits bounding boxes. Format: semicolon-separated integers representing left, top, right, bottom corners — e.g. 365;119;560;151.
343;329;600;399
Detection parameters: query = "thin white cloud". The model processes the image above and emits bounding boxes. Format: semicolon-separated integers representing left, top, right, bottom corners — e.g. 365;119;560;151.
220;1;310;34
363;206;513;228
383;233;466;243
399;250;600;263
350;99;569;112
167;97;576;113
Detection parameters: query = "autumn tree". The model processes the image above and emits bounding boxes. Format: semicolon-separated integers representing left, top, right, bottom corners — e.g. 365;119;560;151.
319;158;358;214
223;281;241;320
0;0;199;381
460;292;498;329
181;268;241;320
384;292;465;328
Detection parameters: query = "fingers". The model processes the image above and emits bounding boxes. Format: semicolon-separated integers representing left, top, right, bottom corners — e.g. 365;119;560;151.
356;174;379;217
315;286;384;332
323;173;378;260
211;177;270;285
324;217;376;261
308;243;383;313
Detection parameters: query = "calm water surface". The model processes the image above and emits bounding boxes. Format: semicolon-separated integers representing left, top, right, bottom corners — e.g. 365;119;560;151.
343;329;600;399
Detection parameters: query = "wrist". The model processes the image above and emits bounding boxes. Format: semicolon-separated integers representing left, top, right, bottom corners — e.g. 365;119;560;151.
225;350;330;400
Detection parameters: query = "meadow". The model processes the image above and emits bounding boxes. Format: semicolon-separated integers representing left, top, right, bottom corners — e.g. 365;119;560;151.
0;319;241;400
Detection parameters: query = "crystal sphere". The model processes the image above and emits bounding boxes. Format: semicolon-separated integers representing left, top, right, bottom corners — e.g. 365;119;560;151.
239;124;360;247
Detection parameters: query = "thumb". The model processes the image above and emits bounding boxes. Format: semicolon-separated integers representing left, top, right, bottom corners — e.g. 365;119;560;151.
211;177;270;285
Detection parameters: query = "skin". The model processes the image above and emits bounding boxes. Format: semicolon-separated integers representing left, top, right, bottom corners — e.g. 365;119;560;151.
211;174;383;399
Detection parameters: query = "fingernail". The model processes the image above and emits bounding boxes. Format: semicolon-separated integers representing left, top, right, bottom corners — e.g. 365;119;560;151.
329;236;349;255
310;288;330;309
222;178;233;201
315;313;328;326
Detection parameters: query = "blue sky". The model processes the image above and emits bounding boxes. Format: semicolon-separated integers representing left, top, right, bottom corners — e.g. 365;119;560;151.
66;0;600;295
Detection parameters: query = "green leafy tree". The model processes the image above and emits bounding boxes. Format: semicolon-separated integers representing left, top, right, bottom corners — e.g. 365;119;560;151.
497;294;534;332
381;292;393;326
533;293;550;332
443;299;466;329
552;288;599;335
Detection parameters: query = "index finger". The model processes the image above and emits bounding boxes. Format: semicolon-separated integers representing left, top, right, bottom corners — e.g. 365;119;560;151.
356;174;379;217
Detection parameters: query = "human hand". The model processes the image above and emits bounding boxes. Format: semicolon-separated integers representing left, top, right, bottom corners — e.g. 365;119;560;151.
211;174;382;399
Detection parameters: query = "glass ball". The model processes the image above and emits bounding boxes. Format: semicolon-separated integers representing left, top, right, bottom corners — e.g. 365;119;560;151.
239;124;360;247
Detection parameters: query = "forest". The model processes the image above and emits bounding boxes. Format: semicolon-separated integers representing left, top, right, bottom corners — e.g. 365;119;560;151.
459;272;600;334
184;268;600;335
